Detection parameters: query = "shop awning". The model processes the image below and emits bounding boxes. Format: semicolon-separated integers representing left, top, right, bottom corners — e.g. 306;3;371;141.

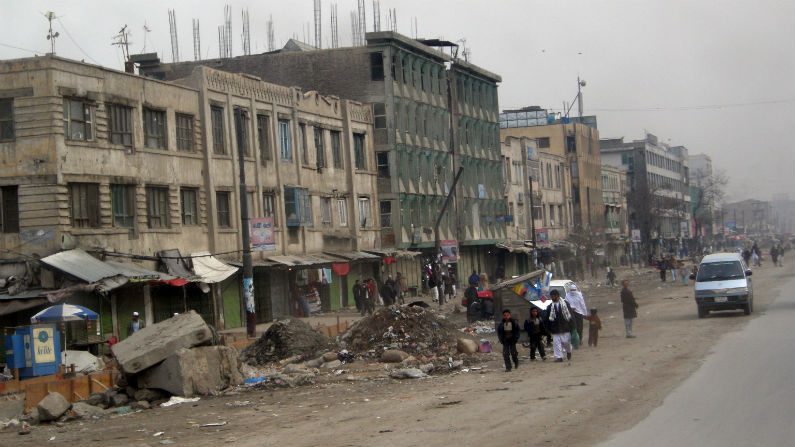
362;249;422;259
105;261;188;287
0;289;48;316
267;254;339;267
158;249;199;280
190;252;239;284
41;249;129;292
496;243;533;254
323;251;381;261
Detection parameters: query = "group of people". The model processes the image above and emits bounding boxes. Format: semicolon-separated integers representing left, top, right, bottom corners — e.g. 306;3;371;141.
496;279;639;371
353;273;409;316
655;255;690;284
425;265;457;307
742;242;787;268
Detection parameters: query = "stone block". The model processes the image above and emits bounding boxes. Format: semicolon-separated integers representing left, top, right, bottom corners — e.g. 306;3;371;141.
71;402;105;419
112;311;213;374
380;350;410;363
37;392;70;422
0;394;24;421
137;346;243;397
133;388;165;403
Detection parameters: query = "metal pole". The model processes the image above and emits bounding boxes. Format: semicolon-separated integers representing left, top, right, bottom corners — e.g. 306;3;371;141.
528;175;537;263
234;108;256;338
434;167;465;255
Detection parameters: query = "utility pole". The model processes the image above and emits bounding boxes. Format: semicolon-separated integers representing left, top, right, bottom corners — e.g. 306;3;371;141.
528;175;537;262
234;108;256;338
45;11;59;54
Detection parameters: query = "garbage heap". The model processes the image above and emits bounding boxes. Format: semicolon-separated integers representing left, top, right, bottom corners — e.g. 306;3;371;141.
341;306;463;359
240;318;334;366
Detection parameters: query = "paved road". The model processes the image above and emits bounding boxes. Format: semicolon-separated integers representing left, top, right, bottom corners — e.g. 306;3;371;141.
596;273;795;447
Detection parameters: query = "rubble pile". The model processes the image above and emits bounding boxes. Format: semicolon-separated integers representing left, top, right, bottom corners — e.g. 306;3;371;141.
341;306;463;358
240;319;333;365
460;320;496;336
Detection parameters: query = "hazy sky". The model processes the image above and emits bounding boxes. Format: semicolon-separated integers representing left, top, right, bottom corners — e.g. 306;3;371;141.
2;0;793;202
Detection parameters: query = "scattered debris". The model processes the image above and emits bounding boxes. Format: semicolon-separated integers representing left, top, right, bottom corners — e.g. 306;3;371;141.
200;421;228;427
459;320;496;336
389;368;427;379
161;397;201;407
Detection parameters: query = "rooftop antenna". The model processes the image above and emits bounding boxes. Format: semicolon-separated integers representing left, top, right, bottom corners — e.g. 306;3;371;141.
266;15;275;51
242;8;251;55
111;25;133;71
411;17;418;39
330;4;339;48
357;0;366;44
350;11;358;46
44;11;60;54
168;9;179;63
141;22;151;53
314;0;322;49
372;0;381;32
192;19;201;60
223;4;232;58
218;26;224;58
388;8;397;32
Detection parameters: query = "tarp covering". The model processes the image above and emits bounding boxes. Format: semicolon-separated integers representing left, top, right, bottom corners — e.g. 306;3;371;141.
0;289;48;316
267;254;339;267
158;249;198;279
323;251;380;261
190;252;239;283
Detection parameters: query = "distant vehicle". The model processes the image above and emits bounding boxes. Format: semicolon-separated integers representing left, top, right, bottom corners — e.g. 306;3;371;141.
692;252;753;318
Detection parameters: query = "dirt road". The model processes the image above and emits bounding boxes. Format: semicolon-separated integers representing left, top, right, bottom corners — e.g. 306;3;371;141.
4;263;791;447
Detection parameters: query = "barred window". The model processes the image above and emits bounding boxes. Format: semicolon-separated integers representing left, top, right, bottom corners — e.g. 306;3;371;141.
143;108;167;149
146;186;170;228
107;104;133;147
175;113;194;151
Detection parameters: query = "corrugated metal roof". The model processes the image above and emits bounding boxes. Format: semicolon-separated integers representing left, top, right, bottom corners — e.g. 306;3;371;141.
267;254;339;267
190;252;239;284
105;261;175;282
41;249;122;283
490;269;546;291
324;251;380;261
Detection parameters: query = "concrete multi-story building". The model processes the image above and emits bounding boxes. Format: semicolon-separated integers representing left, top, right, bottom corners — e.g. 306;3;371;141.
0;55;379;335
499;136;540;275
688;153;717;238
136;31;505;288
601;165;629;265
601;133;692;256
500;108;604;237
722;199;773;235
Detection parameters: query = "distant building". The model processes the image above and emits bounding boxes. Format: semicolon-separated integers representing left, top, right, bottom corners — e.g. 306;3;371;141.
722;199;773;235
688;153;717;237
601;133;691;256
771;193;795;234
499;136;540;275
601;165;629;265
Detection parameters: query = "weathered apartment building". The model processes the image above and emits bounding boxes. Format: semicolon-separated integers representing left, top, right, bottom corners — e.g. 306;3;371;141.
499;108;603;238
601;164;629;265
137;31;506;287
601;133;691;255
0;55;379;336
499;136;541;275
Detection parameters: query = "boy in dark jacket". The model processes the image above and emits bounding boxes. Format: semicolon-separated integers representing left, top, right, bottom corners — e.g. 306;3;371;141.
523;307;548;361
586;308;602;347
497;309;520;371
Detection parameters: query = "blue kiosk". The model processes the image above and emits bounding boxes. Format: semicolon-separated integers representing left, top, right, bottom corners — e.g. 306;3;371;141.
4;325;61;378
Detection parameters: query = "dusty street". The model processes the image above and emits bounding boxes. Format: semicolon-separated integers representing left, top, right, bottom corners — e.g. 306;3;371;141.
3;263;792;447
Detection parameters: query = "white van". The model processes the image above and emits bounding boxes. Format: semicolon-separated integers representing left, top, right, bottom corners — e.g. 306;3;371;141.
693;252;753;318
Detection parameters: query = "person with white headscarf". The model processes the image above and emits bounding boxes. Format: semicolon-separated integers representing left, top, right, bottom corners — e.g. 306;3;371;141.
566;284;588;347
542;289;574;362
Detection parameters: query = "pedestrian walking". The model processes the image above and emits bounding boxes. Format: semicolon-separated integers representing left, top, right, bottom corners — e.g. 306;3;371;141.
523;307;548;361
621;279;638;338
396;272;407;304
468;270;479;287
352;279;363;313
565;284;588;348
443;272;454;304
670;256;678;282
659;258;667;282
542;289;573;363
380;278;395;306
771;246;779;267
497;309;520;371
680;262;689;285
586;308;602;347
606;267;617;287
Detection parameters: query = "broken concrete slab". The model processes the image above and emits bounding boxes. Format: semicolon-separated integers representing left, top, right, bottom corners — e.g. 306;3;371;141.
137;346;243;397
112;311;213;374
0;394;24;421
389;368;426;379
71;402;105;420
381;350;410;363
37;392;70;422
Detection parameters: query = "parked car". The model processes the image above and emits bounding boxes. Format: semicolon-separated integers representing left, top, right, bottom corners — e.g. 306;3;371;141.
692;252;753;318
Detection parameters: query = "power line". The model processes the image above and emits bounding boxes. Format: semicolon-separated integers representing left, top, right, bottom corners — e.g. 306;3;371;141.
548;98;795;113
0;41;46;55
56;17;100;64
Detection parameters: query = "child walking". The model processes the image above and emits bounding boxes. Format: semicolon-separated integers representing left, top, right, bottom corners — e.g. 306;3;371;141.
523;307;548;361
586;308;602;347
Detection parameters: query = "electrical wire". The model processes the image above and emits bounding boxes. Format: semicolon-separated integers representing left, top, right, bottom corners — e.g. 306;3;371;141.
0;42;46;55
56;17;100;65
545;98;795;113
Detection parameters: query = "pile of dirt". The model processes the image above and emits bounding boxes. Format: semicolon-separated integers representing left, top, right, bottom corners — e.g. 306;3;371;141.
241;319;333;366
341;306;462;358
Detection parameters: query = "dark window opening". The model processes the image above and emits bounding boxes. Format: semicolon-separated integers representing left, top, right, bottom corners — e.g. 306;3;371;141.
180;188;198;226
64;99;93;141
143;108;167;149
211;106;226;154
537;137;550;149
216;191;231;228
566;135;576;153
370;52;384;81
175;113;194;151
69;183;100;228
0;99;14;141
373;103;387;129
0;186;19;233
146;186;170;228
380;200;392;228
107;103;133;147
330;130;342;168
257;114;271;163
314;127;325;168
376;152;389;178
111;184;136;228
354;133;366;170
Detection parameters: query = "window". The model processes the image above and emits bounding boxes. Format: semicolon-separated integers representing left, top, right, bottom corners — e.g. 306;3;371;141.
314;127;326;168
110;184;136;228
320;197;332;225
380;200;391;228
257;114;271;162
211;106;225;154
0;186;19;233
512;161;522;185
373;103;386;129
107;104;133;147
262;193;277;225
175;113;194;151
298;123;308;165
143;108;167;149
216;191;231;228
279;119;293;161
376;152;389;178
180;188;198;226
337;198;348;226
353;133;366;170
64;99;93;141
537;137;550;149
370;52;384;81
358;196;371;228
236;109;251;157
330;130;342;169
283;186;311;227
566;135;576;153
69;183;100;228
0;99;14;141
146;186;170;228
